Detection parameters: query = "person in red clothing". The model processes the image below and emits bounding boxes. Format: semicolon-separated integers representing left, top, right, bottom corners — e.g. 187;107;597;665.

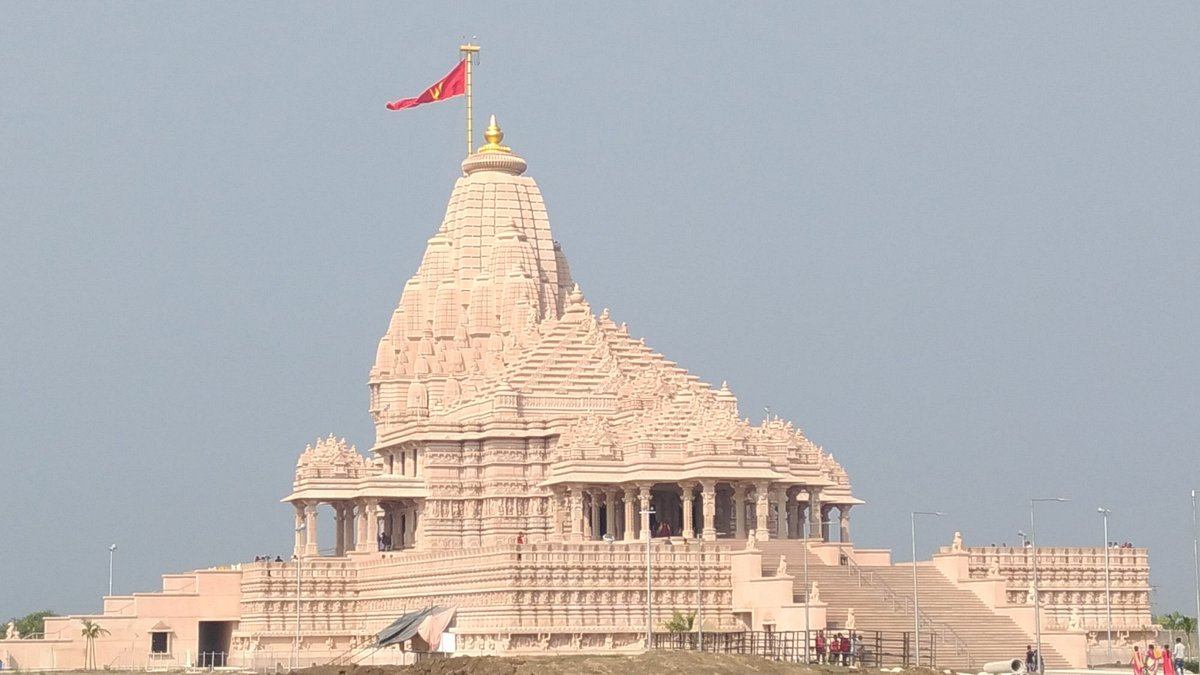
839;633;852;665
829;633;842;665
815;630;827;664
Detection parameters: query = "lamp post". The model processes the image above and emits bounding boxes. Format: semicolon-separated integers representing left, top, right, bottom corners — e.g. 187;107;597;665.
695;535;703;651
641;507;655;650
107;544;117;597
293;523;306;669
911;511;943;667
802;504;812;663
1030;497;1069;675
1192;490;1199;662
1098;508;1113;664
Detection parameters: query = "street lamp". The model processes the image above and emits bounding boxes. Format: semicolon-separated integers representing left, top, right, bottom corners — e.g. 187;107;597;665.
1098;508;1113;665
107;544;117;597
801;505;812;663
293;522;306;669
641;507;655;650
1192;490;1199;662
693;534;703;652
911;511;943;667
1030;497;1069;675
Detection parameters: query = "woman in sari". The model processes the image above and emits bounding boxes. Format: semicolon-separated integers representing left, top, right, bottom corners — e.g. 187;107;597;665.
1161;644;1176;675
1146;644;1161;675
1132;645;1145;675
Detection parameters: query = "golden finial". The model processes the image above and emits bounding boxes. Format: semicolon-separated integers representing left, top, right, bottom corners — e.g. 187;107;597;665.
478;114;511;154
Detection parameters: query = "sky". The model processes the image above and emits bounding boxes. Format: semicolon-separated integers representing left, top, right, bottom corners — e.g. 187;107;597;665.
2;3;1198;619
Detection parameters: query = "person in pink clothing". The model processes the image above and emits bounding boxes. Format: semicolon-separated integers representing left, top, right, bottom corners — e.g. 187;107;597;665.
1132;645;1145;675
1161;644;1176;675
1147;644;1161;675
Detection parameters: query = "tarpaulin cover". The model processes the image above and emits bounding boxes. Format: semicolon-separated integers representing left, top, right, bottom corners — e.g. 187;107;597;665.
417;607;456;651
375;606;441;647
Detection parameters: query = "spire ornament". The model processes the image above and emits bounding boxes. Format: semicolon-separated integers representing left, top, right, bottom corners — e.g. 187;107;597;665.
478;115;512;154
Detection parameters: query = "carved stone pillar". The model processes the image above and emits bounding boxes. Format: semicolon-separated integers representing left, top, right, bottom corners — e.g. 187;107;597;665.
569;486;584;542
355;501;369;552
550;489;565;542
343;504;356;552
589;491;602;540
754;482;770;541
364;499;379;551
334;504;346;556
821;504;833;542
787;493;801;539
681;483;696;539
733;484;747;539
839;504;852;543
605;490;618;538
404;505;416;547
701;481;717;541
623;487;637;542
304;501;319;556
808;489;822;541
638;485;652;541
775;488;789;540
412;499;425;550
293;502;305;557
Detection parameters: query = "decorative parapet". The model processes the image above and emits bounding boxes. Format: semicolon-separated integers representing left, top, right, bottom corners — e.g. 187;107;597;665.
960;545;1152;630
294;434;370;482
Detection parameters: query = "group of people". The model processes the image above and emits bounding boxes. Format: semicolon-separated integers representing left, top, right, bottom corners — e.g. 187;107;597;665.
815;630;862;666
1132;638;1188;675
252;554;284;563
1108;541;1137;549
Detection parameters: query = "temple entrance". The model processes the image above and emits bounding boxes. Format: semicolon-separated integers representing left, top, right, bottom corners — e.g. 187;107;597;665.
650;484;682;536
197;621;233;667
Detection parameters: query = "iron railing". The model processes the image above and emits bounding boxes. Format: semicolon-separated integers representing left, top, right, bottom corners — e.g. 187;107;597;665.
653;629;937;668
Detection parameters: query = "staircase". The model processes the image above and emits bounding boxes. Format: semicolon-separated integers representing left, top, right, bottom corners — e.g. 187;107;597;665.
758;541;1069;670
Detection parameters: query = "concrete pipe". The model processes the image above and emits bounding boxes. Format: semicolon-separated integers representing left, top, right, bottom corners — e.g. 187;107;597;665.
981;659;1025;674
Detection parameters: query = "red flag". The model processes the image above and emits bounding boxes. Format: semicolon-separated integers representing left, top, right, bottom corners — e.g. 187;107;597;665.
386;60;467;111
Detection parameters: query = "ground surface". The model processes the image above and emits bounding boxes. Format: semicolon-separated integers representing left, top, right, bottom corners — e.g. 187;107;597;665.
296;654;944;675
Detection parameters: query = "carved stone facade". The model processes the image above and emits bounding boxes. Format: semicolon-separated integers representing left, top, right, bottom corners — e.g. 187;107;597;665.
964;545;1153;632
0;121;1147;671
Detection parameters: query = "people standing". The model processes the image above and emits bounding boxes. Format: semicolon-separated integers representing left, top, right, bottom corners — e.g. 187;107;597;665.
1162;644;1176;675
1027;645;1038;673
1173;638;1186;675
1132;646;1145;675
839;633;851;665
815;630;827;664
1147;644;1161;675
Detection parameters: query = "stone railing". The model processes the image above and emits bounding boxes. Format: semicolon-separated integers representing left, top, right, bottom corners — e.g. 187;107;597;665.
963;546;1152;630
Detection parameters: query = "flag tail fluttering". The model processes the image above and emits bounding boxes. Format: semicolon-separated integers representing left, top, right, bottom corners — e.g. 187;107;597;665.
386;60;468;111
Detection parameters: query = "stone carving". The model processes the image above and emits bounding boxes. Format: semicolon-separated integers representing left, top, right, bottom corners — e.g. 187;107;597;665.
951;531;964;552
845;608;857;631
987;557;1001;578
809;582;821;603
4;621;19;640
775;556;788;577
1068;608;1082;631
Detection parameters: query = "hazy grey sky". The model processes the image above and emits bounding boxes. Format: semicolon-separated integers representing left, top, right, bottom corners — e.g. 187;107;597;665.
2;3;1198;618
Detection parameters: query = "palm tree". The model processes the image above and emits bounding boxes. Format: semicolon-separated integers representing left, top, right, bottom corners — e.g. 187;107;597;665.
80;619;109;670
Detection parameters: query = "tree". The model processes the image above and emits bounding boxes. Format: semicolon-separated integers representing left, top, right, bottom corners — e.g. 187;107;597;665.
16;610;56;637
1154;613;1197;645
663;610;695;633
80;619;109;670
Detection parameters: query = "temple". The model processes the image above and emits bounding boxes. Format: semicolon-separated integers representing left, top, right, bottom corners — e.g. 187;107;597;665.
1;119;1153;671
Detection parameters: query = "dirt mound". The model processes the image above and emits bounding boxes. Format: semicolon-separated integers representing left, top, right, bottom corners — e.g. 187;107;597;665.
296;653;939;675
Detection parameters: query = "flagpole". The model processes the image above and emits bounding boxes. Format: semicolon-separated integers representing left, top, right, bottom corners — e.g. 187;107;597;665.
460;43;479;156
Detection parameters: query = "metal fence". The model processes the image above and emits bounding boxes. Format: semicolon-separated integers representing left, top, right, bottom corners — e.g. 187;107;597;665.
652;629;937;668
